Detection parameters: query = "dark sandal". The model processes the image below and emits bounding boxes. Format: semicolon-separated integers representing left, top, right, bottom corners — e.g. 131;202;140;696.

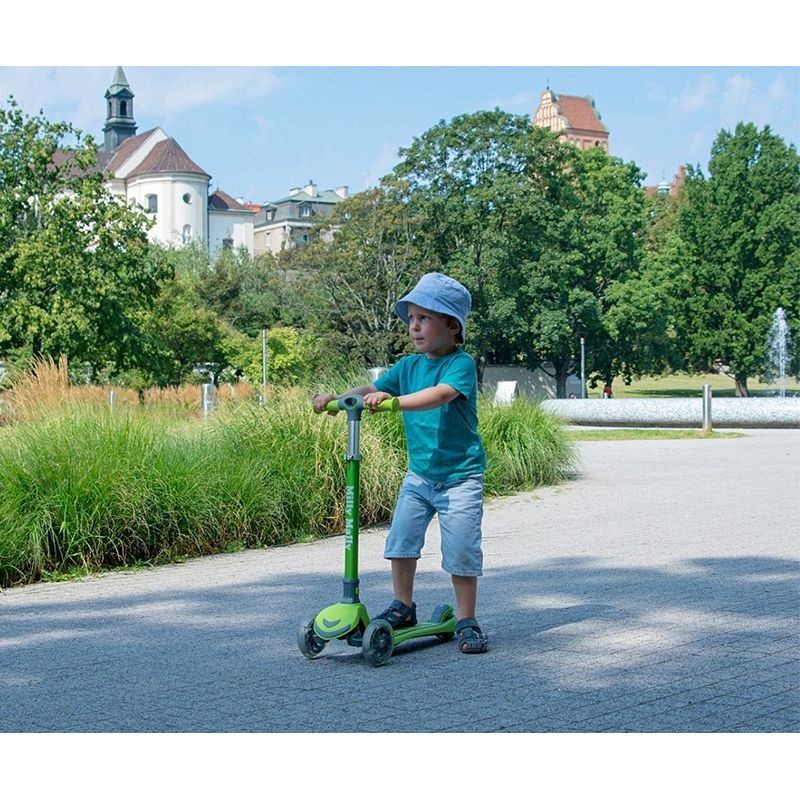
375;599;417;630
456;618;488;654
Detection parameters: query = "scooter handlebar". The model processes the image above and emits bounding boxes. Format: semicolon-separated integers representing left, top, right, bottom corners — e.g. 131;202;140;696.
325;395;399;414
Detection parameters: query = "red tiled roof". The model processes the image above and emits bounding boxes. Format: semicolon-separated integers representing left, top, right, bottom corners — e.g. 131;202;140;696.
127;138;210;179
51;148;106;178
209;189;253;212
555;95;607;134
103;128;158;176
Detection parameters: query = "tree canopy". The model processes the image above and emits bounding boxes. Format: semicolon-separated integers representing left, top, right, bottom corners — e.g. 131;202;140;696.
676;123;800;395
0;97;165;372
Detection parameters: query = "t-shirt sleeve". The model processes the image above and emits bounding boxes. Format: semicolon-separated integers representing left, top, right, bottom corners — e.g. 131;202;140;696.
372;361;403;396
439;353;477;398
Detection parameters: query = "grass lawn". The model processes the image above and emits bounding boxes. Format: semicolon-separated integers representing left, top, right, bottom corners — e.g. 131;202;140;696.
593;372;800;399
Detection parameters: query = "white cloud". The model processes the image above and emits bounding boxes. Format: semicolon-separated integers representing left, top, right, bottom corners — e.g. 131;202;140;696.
719;74;793;129
127;68;282;117
767;77;790;104
254;114;275;136
0;66;283;134
490;91;535;111
687;128;710;160
673;75;716;113
0;67;110;134
362;141;402;189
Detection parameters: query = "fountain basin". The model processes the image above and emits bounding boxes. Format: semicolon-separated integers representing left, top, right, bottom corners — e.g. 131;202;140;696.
542;397;800;428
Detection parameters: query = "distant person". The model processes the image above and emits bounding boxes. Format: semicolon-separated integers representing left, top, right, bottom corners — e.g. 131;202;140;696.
602;383;613;399
568;392;577;399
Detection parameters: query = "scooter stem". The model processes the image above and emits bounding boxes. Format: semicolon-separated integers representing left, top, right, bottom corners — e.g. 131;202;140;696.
325;395;399;603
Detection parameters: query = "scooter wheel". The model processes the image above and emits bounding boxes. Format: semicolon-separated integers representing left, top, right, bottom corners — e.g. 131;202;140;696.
362;619;394;666
431;603;455;641
298;618;328;659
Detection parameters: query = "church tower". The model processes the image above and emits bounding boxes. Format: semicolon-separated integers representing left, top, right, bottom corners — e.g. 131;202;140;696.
103;66;137;152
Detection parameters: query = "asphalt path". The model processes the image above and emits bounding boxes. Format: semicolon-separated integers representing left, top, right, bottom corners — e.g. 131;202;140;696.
2;428;798;735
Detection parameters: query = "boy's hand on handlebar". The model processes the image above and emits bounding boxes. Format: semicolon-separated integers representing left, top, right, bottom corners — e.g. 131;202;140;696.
311;392;337;414
364;391;394;411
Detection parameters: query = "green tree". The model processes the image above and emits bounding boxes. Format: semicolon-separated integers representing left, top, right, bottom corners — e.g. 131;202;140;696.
586;178;688;389
515;147;649;395
0;98;164;371
391;110;571;381
169;241;283;337
140;275;231;387
392;110;653;396
223;325;323;388
291;186;426;367
676;123;800;396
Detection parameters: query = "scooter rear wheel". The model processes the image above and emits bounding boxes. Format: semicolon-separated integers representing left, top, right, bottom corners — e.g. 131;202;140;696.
362;619;394;666
298;618;328;659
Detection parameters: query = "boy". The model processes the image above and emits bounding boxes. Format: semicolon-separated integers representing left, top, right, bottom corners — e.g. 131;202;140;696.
312;272;488;654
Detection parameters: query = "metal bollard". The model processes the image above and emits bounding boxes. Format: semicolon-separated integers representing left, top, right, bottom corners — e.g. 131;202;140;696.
202;383;215;420
109;390;116;410
702;384;713;433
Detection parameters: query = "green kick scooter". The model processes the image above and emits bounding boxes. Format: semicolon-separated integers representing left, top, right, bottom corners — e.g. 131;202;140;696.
297;393;457;666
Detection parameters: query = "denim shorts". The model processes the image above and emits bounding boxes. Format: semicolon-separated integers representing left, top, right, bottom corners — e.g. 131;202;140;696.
385;471;484;577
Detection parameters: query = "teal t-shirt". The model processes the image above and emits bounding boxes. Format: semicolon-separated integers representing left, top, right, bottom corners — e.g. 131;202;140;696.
373;349;486;482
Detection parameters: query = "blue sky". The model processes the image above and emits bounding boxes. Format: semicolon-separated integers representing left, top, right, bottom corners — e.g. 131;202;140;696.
1;64;796;206
1;3;798;202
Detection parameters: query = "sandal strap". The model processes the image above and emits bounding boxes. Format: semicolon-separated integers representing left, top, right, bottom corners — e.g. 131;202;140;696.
376;599;416;628
456;618;487;653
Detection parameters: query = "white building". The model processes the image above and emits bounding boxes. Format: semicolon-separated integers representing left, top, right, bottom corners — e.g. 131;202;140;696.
98;67;254;258
254;181;349;255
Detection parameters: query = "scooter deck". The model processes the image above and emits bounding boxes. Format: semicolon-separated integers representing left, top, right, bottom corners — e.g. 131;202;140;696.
391;616;456;645
313;602;456;645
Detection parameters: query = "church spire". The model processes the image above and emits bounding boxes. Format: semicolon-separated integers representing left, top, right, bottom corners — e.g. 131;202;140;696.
103;66;137;152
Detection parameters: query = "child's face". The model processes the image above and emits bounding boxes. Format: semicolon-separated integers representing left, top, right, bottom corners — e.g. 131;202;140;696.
406;303;460;357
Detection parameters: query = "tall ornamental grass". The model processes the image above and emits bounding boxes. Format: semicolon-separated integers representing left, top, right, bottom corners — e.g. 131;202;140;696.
0;393;574;587
0;355;259;425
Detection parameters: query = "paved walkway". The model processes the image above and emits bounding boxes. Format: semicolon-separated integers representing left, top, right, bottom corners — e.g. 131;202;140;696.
1;429;798;732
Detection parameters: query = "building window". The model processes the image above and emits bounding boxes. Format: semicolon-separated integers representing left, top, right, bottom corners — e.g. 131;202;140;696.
120;100;127;116
222;237;233;250
146;194;158;213
182;193;192;204
300;204;311;218
265;232;271;245
302;234;309;243
182;224;192;244
266;209;274;222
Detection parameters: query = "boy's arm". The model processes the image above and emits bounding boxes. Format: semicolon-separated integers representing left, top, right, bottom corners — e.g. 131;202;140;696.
365;383;459;411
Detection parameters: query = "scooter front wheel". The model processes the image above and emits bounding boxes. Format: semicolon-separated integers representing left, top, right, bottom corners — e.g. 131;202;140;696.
362;619;394;666
298;618;328;659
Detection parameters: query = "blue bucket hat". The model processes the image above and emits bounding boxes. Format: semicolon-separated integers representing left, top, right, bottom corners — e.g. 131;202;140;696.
395;272;472;344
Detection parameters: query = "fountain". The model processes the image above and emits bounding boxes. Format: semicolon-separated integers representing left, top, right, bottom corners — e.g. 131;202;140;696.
765;308;791;398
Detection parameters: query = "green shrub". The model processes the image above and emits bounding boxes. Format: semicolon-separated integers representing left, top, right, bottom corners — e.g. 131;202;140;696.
480;397;578;494
0;394;574;587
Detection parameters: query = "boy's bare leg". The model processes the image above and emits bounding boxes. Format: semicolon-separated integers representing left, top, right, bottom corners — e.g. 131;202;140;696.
451;575;478;620
391;558;417;607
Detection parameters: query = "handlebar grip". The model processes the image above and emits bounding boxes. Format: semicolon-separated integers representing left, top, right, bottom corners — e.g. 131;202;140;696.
324;396;399;413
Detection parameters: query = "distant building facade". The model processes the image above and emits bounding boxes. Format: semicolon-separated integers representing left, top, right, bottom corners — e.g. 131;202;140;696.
532;88;609;152
253;181;350;256
98;67;254;258
645;165;687;198
209;189;255;256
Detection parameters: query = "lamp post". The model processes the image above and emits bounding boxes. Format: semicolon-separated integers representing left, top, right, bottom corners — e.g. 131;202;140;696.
261;328;268;406
580;336;586;399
